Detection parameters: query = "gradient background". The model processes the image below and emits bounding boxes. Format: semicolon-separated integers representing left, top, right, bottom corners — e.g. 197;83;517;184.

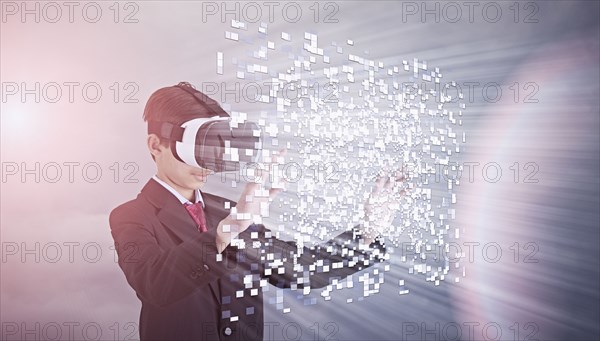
1;1;599;340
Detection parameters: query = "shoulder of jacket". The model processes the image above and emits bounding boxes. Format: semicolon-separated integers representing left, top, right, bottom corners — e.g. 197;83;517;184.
109;195;154;227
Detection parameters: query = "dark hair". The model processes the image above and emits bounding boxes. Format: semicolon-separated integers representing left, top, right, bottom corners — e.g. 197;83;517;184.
143;81;228;160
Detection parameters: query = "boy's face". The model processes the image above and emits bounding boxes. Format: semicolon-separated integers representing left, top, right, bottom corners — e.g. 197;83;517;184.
148;134;214;193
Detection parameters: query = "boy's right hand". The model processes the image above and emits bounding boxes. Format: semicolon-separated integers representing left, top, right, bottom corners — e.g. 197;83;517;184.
215;149;287;253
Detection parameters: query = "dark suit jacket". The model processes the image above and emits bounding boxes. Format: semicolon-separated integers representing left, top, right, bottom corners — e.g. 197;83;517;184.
109;178;386;341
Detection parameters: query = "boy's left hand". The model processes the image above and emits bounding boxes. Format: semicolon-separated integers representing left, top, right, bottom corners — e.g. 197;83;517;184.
360;170;408;246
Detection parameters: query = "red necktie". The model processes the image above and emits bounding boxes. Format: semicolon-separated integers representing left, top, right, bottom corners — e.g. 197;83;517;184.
184;202;208;233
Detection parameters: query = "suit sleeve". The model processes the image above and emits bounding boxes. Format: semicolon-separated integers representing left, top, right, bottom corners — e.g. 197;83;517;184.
229;224;389;289
109;203;228;307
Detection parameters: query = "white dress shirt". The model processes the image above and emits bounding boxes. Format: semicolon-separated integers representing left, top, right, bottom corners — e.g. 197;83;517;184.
152;175;205;207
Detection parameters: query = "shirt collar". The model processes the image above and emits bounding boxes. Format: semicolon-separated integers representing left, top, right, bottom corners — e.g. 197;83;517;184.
152;175;205;207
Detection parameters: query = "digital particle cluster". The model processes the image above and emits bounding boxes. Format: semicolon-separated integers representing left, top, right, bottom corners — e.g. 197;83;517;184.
215;20;467;314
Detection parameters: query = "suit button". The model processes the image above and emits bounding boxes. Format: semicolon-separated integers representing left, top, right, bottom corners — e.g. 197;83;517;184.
223;327;232;336
204;264;210;271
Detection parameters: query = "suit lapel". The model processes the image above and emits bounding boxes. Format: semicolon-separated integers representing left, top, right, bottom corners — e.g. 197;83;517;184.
140;178;223;304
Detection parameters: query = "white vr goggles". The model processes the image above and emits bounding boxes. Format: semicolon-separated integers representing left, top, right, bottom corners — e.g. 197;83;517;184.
148;82;262;172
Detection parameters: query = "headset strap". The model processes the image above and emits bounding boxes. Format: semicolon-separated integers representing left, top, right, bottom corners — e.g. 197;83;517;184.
147;121;185;142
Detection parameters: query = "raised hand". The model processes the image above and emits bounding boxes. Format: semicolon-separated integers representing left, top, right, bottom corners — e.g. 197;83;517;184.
361;170;408;247
215;149;287;252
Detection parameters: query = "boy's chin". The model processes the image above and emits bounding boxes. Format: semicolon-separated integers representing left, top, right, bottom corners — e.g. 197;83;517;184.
190;174;209;186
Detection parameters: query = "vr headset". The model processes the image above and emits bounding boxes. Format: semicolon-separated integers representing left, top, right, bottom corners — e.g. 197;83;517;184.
148;82;262;172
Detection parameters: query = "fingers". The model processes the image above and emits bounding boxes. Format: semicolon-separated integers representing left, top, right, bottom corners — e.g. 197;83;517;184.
374;166;407;189
266;148;287;166
250;148;286;185
384;175;395;190
389;169;408;190
394;170;411;195
370;168;412;203
242;148;288;202
268;187;283;201
394;172;406;182
373;174;387;194
276;147;287;160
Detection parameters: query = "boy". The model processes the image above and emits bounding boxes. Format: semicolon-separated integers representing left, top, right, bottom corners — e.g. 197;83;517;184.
109;82;403;340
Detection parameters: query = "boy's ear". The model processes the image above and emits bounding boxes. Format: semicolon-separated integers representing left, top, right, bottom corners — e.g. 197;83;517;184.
147;134;164;159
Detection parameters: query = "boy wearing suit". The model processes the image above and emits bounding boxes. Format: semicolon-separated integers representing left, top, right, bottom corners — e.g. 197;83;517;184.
110;82;403;340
